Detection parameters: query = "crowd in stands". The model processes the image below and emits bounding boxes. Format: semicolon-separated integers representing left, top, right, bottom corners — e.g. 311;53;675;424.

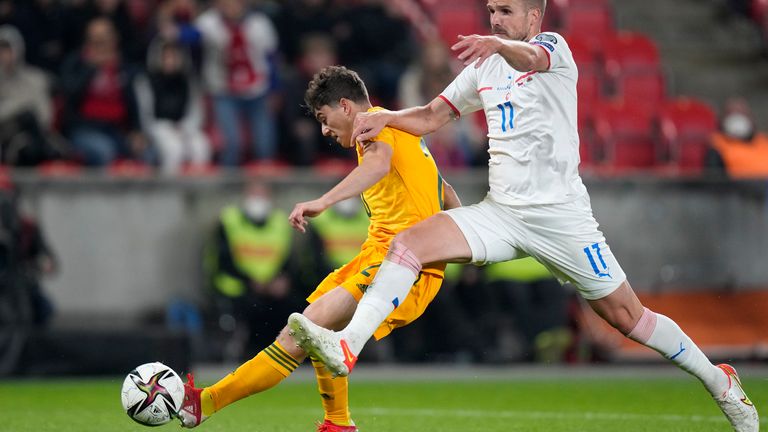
0;0;766;177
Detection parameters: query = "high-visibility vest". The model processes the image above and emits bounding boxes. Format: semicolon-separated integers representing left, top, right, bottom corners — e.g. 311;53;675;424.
214;206;292;297
311;208;369;269
711;132;768;178
485;256;553;284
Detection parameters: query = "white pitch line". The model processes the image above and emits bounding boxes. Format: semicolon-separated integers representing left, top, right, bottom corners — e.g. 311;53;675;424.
291;407;768;425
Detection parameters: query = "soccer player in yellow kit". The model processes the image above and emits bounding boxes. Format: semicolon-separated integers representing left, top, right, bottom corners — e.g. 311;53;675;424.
178;65;461;431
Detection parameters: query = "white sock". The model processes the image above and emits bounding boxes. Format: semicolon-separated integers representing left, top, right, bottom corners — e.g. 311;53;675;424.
342;259;418;356
628;307;728;397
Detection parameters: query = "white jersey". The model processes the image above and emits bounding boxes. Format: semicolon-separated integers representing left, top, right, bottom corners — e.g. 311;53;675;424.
440;32;586;206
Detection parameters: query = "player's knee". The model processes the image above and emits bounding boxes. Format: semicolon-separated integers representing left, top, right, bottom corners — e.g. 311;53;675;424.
387;236;423;275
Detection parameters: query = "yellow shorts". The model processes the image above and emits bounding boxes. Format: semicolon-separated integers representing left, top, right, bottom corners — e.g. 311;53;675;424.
307;242;444;340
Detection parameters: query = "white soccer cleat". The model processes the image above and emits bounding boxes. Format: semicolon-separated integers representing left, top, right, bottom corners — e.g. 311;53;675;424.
288;312;357;377
714;364;759;432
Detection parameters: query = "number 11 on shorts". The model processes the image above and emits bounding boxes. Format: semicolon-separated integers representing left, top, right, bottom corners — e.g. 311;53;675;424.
583;242;611;278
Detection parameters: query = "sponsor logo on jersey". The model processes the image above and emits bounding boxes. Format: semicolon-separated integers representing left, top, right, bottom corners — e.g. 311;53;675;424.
532;41;555;52
535;33;558;44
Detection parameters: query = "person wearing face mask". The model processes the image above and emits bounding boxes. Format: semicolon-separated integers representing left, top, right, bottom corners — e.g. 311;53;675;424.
205;182;312;359
708;97;768;178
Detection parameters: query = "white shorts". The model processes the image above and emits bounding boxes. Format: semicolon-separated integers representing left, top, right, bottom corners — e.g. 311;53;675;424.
444;194;626;300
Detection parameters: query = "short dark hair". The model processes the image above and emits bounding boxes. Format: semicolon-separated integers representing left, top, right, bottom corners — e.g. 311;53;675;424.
524;0;546;14
304;65;369;112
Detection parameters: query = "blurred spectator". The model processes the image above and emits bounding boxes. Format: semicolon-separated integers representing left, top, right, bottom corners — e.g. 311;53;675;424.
707;97;768;178
397;38;484;168
204;183;318;359
60;0;146;64
2;0;66;72
279;33;351;165
196;0;279;165
154;0;203;65
273;0;337;64
60;18;149;167
136;39;210;174
0;25;60;166
17;212;59;326
334;0;414;107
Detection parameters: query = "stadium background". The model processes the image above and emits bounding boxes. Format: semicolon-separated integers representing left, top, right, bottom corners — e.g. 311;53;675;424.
0;0;767;430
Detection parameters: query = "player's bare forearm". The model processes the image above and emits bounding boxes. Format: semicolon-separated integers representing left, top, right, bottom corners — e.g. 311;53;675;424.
353;100;453;143
442;180;462;210
389;100;453;136
497;40;549;72
452;34;548;72
319;141;393;206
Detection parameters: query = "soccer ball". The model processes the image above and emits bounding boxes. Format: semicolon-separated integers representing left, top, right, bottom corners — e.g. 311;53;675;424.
120;362;185;426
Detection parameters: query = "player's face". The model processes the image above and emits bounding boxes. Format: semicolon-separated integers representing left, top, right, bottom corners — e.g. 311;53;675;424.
487;0;535;41
315;103;354;148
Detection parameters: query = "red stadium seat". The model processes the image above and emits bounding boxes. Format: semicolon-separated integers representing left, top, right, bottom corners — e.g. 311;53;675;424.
603;32;660;75
613;71;666;112
107;160;154;177
432;5;487;46
560;7;614;47
752;0;768;23
593;100;656;170
657;97;717;172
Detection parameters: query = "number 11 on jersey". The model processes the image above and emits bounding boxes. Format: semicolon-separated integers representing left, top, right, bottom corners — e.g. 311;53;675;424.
496;101;514;132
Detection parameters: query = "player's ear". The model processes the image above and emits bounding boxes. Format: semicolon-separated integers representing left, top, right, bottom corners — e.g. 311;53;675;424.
340;98;352;116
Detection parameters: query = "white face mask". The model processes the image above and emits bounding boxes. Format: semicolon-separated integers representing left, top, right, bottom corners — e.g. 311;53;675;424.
723;114;754;141
243;197;272;221
334;197;360;217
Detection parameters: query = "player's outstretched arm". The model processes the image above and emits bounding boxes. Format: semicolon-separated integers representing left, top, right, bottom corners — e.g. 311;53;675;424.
288;141;393;233
452;34;549;72
442;179;462;210
352;98;454;143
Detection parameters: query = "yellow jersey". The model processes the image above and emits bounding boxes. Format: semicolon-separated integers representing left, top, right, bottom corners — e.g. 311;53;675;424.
357;107;445;275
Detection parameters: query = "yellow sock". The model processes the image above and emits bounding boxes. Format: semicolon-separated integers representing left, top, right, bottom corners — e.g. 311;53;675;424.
312;358;351;426
204;341;300;415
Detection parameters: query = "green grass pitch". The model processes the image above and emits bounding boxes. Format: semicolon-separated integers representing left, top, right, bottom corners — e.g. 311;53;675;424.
1;369;766;431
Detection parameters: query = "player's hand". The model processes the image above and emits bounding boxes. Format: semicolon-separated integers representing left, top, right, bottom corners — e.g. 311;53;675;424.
451;34;504;69
352;109;392;144
289;198;329;233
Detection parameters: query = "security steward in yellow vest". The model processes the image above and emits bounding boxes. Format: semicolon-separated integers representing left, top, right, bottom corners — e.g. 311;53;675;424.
485;257;571;362
207;190;317;357
310;198;369;271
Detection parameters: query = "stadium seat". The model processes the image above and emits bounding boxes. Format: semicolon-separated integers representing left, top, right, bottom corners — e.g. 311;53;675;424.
560;6;614;47
432;4;487;46
566;33;603;74
313;158;358;177
593;100;656;170
603;32;661;75
657;97;717;172
612;71;666;113
752;0;768;23
107;160;153;177
36;160;84;177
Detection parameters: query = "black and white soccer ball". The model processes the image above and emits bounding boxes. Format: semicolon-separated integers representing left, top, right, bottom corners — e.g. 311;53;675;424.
120;362;185;426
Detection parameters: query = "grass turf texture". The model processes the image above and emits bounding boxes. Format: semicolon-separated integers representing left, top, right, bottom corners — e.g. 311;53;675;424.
1;374;766;431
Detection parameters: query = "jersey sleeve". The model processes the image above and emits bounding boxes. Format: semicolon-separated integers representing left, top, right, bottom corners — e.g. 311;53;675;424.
530;32;572;72
364;126;396;152
438;64;483;118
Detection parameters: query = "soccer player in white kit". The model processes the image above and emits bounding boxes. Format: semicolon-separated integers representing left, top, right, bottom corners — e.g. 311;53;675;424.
288;1;759;430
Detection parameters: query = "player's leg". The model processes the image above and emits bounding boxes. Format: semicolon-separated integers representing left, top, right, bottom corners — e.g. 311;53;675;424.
179;287;358;428
524;195;758;431
331;212;470;359
589;282;759;431
291;200;521;376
